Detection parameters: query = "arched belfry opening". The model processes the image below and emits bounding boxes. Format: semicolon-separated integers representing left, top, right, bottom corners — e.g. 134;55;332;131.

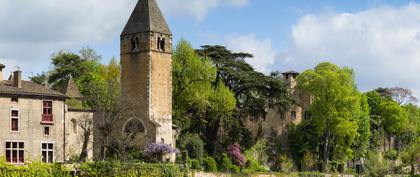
157;37;166;51
160;38;165;51
131;37;139;51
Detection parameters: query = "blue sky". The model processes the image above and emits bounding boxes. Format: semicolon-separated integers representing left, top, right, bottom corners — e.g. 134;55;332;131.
0;0;419;101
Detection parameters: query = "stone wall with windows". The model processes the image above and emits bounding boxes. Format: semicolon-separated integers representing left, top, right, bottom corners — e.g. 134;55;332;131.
0;97;66;163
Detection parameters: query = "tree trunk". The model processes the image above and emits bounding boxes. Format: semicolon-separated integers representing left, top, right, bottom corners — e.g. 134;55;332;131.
410;164;415;175
321;130;330;173
78;130;91;162
99;136;108;160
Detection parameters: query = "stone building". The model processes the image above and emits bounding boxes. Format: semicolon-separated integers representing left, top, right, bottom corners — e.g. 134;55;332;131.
245;71;312;149
93;0;176;161
0;65;93;164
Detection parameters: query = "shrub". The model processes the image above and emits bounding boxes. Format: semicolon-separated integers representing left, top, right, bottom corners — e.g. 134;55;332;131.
278;153;295;173
80;161;185;177
203;157;217;172
228;164;240;173
188;159;202;170
301;151;316;172
243;139;269;173
228;144;246;166
365;151;392;177
220;153;233;172
384;149;398;160
242;159;268;173
0;157;71;177
181;133;204;162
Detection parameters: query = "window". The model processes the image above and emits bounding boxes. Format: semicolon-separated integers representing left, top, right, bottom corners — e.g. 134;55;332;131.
160;38;165;51
131;37;139;51
11;110;19;132
71;119;77;133
41;143;54;163
291;111;297;121
157;37;165;51
5;141;24;163
42;101;53;122
44;127;50;136
11;98;18;102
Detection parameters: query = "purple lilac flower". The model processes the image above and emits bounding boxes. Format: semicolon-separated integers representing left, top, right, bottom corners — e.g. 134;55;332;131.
144;143;179;156
228;144;246;166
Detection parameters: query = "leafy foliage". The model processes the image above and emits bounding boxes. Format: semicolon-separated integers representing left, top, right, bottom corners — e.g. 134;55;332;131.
196;45;291;118
296;62;369;172
172;40;236;155
180;133;205;162
277;154;295;173
202;157;218;172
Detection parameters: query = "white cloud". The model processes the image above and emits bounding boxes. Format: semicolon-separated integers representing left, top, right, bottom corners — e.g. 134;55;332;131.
159;0;250;21
0;0;248;79
275;3;420;100
225;34;276;73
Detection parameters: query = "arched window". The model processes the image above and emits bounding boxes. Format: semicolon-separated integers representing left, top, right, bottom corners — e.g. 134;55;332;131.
71;118;77;133
160;38;165;51
123;118;146;139
131;37;139;51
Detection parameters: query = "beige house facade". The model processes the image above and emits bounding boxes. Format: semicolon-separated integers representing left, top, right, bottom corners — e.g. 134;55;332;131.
0;67;93;164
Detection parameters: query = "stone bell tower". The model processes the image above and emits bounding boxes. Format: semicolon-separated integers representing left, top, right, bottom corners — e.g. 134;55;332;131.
119;0;174;157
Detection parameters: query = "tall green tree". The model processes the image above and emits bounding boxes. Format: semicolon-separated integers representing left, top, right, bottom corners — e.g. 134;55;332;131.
83;58;122;160
48;48;101;91
296;62;369;172
172;40;236;155
196;45;290;119
379;101;409;151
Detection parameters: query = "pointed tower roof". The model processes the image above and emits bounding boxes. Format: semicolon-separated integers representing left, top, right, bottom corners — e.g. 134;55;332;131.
62;75;82;98
122;0;171;36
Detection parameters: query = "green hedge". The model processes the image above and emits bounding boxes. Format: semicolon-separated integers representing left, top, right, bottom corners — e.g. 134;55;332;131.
79;162;186;177
0;160;186;177
0;162;72;177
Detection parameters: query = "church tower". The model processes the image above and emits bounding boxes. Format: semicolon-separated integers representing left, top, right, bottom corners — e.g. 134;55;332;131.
119;0;174;158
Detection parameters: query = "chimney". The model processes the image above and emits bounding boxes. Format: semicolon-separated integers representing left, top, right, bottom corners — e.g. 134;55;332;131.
13;70;22;88
0;64;4;81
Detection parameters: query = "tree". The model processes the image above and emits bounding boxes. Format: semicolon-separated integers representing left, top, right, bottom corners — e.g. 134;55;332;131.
29;72;49;86
375;87;417;105
172;40;236;155
401;138;420;175
77;114;93;162
379;101;409;151
83;59;123;160
46;47;102;93
296;62;368;172
196;45;290;119
388;87;417;105
365;91;384;150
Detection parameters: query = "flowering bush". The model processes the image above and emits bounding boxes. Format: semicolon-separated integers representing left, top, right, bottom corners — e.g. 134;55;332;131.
228;144;246;166
144;143;179;163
